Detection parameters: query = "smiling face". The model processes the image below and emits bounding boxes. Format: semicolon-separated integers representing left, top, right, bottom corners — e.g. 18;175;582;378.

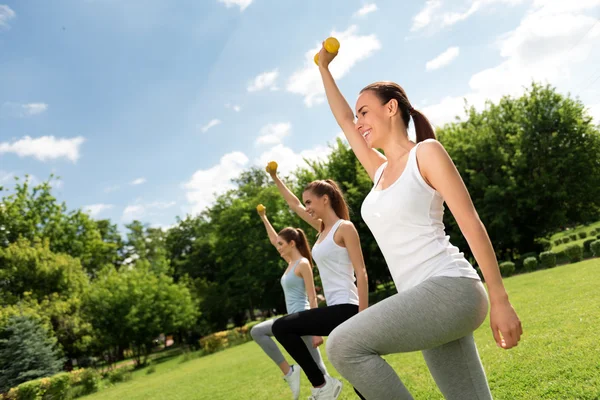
354;89;390;149
276;235;294;258
302;189;328;221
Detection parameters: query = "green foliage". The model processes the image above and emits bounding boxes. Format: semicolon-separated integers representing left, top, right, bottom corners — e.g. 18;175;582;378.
591;241;600;257
583;238;596;254
106;368;132;384
523;257;538;272
42;372;71;400
79;369;101;395
569;234;577;241
534;238;552;252
437;83;600;260
539;252;557;269
0;315;64;393
499;261;516;277
13;379;44;400
562;237;571;244
578;231;588;239
565;244;584;263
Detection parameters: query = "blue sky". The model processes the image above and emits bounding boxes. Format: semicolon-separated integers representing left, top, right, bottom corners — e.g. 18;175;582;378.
1;0;599;230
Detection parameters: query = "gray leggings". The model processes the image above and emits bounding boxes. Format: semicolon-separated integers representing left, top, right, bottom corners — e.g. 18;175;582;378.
250;317;328;375
326;276;492;400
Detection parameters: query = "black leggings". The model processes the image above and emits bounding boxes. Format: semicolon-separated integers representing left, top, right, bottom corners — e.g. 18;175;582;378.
272;304;365;399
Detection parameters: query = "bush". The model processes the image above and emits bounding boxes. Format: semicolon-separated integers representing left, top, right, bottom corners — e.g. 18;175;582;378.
569;234;577;241
562;237;571;244
146;364;157;375
583;238;596;254
106;368;132;384
13;379;44;400
79;369;101;395
523;257;538;272
539;252;557;269
565;244;583;263
591;240;600;257
499;261;515;277
578;231;588;239
553;239;561;246
534;238;552;252
42;372;71;400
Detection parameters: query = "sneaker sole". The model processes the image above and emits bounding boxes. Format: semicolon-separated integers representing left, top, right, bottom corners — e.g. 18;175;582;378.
332;380;343;399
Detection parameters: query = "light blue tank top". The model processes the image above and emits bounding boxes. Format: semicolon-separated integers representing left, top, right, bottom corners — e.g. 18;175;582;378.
280;259;310;314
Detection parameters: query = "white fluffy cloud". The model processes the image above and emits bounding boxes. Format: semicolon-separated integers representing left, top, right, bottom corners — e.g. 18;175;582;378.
255;123;291;146
354;3;378;17
122;201;176;221
0;136;85;162
217;0;252;11
255;143;333;177
247;69;279;92
84;204;113;217
411;0;442;31
286;25;381;107
200;119;221;133
0;5;15;29
422;0;600;127
184;151;250;215
426;46;460;71
1;102;48;117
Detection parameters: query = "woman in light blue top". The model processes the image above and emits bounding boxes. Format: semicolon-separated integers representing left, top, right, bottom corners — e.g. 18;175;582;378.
251;206;328;400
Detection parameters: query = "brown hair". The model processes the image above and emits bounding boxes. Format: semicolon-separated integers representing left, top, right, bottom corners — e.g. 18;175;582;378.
278;227;313;267
303;179;350;232
360;82;436;143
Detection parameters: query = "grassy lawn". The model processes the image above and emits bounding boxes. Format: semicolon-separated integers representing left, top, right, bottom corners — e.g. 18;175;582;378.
82;259;600;400
551;222;600;253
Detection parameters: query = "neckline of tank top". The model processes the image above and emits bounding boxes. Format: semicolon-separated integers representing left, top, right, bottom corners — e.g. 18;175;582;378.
313;219;344;247
372;143;421;193
282;258;303;278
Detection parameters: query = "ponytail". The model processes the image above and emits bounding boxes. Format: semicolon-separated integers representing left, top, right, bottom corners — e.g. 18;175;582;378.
303;179;350;233
361;81;436;143
278;227;313;267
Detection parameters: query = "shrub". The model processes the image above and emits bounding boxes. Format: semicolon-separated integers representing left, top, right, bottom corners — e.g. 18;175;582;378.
539;252;557;269
534;238;552;252
499;261;515;277
591;240;600;257
42;372;71;400
553;239;561;246
583;238;596;254
107;368;132;384
146;365;157;375
562;237;571;244
578;231;587;239
565;244;583;263
523;257;538;272
14;379;44;400
79;369;101;395
569;234;577;241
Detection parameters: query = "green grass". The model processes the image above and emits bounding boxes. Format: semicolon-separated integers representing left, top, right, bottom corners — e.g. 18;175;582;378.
82;259;600;400
551;222;600;253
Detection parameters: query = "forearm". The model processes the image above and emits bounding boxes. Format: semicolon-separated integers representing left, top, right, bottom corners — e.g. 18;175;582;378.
319;66;355;126
462;216;508;304
272;175;301;209
356;271;369;312
260;215;277;245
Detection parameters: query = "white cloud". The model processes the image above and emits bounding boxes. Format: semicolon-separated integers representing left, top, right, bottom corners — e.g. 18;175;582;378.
184;151;250;215
354;3;378;17
286;25;381;107
200;119;221;133
84;204;113;217
0;136;85;162
247;69;279;92
217;0;252;12
0;5;15;29
122;201;176;221
256;143;333;177
255;122;291;146
225;103;242;112
1;102;48;117
411;0;442;32
131;177;146;185
422;0;600;127
426;46;460;71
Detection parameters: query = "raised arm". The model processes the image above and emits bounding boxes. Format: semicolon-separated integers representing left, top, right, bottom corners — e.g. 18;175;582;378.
317;45;386;180
266;163;321;232
417;140;522;350
256;205;278;247
339;221;369;312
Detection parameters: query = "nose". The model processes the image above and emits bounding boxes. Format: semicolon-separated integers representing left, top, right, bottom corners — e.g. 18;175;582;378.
355;120;363;134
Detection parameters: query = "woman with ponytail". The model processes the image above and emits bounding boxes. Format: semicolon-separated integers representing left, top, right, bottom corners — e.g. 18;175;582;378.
252;206;328;400
267;165;368;400
315;43;522;399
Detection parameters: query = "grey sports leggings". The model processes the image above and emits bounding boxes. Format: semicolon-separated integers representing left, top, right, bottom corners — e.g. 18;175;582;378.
326;276;492;400
250;317;328;375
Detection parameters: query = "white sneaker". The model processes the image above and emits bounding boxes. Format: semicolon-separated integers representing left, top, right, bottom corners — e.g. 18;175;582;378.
308;375;343;400
283;365;302;400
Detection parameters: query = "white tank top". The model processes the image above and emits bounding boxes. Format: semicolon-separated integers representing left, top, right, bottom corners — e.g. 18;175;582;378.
361;139;480;293
311;219;360;306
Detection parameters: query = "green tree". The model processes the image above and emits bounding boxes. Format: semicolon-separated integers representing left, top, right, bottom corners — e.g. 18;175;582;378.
0;315;65;393
438;82;600;261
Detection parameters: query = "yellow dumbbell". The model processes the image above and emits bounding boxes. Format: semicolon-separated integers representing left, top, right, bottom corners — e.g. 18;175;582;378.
256;204;266;212
265;160;278;174
314;37;340;66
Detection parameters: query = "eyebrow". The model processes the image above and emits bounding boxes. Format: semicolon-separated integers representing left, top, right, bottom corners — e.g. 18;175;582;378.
356;105;367;119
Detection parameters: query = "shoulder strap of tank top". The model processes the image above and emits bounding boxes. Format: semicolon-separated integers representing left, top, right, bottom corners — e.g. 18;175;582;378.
330;219;344;236
289;258;302;273
373;162;387;188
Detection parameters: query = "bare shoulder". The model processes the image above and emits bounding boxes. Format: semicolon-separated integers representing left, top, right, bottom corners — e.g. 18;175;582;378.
296;259;312;276
338;220;359;236
415;140;454;173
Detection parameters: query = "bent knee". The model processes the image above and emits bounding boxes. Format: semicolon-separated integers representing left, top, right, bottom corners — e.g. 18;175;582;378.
326;325;355;366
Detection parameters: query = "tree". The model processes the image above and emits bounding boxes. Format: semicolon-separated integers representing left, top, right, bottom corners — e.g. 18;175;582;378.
437;82;600;261
0;315;65;393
